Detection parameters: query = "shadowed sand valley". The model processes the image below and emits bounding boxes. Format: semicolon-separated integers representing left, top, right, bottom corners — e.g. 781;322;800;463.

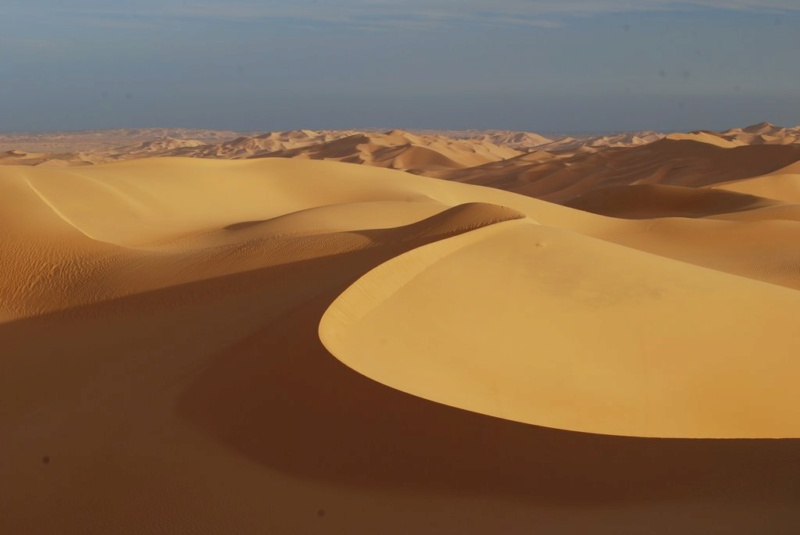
3;125;800;533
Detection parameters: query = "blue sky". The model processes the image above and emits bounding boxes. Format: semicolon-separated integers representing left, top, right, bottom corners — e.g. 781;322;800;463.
1;1;798;132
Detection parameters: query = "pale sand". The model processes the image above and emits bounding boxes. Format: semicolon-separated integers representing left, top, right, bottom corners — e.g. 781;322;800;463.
713;161;800;204
320;219;800;438
664;131;744;148
3;154;800;533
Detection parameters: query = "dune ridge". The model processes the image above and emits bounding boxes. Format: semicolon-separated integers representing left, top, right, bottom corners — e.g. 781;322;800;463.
4;122;800;211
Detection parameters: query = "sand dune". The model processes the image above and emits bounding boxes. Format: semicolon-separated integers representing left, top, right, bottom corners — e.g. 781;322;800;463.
720;122;800;145
538;130;664;152
445;139;800;202
321;218;800;438
0;127;252;155
195;129;356;159
0;130;354;166
564;184;776;219
259;130;521;172
713;162;800;204
3;142;800;532
472;130;554;149
664;130;743;148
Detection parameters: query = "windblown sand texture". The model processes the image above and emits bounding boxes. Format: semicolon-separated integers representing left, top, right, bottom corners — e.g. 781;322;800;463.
3;123;800;533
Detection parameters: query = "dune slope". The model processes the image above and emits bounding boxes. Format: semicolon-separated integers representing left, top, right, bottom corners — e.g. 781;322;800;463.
320;219;800;438
714;162;800;204
446;139;800;202
564;183;776;219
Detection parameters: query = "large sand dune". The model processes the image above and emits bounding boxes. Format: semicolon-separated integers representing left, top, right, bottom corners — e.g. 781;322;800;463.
320;219;800;438
3;152;800;533
445;138;800;202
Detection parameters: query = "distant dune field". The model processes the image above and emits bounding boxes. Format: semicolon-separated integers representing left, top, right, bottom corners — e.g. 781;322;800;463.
3;124;800;533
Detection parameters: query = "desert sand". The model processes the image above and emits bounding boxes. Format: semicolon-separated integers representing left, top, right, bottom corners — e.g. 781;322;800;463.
3;125;800;533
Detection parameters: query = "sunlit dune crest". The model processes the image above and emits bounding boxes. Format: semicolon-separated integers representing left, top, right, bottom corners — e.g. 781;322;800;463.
320;217;800;439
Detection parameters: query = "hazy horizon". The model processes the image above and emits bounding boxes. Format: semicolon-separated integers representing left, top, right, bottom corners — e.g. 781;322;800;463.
2;114;797;137
2;1;799;132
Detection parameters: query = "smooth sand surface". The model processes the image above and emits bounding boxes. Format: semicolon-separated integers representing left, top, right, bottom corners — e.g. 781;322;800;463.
320;219;800;438
714;163;800;204
564;183;777;219
3;155;800;533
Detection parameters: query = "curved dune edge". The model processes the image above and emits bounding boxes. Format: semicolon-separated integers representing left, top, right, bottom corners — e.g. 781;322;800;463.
563;183;778;219
320;219;800;439
664;131;742;148
714;172;800;204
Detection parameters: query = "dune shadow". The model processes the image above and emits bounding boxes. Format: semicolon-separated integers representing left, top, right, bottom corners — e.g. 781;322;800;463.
223;219;270;231
563;184;776;219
